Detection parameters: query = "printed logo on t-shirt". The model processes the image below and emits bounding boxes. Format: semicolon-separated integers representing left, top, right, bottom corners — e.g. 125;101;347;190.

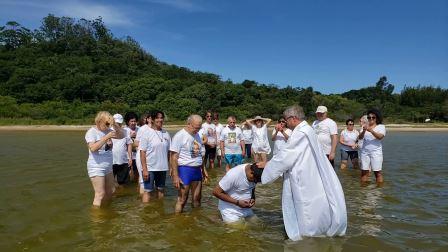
105;140;113;151
191;140;201;158
228;132;236;144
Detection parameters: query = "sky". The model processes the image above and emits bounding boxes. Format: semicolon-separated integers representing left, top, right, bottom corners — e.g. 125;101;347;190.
1;0;447;94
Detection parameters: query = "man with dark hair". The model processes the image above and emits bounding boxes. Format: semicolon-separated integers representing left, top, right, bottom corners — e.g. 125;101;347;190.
213;163;263;223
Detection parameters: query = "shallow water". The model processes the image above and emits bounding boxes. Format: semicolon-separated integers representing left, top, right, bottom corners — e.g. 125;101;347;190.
0;130;447;251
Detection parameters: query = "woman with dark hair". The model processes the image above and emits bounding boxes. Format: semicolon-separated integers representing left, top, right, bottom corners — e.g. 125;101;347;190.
271;118;292;156
139;110;171;203
358;109;386;184
339;118;359;169
124;112;139;182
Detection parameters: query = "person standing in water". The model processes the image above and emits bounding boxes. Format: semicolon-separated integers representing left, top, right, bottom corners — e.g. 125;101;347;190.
245;116;272;163
358;109;386;184
170;115;209;213
139;111;171;203
85;111;125;207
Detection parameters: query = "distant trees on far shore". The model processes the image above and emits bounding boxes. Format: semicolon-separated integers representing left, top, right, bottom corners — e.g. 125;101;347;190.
1;15;447;124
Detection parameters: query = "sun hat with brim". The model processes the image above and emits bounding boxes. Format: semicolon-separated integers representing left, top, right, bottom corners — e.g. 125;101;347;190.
315;106;328;113
113;113;124;123
254;116;263;120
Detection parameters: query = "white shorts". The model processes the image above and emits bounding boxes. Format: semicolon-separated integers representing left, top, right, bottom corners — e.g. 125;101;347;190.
360;151;383;171
220;207;254;223
87;166;113;178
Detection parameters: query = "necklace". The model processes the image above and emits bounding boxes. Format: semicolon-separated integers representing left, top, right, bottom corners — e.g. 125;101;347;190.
155;129;164;142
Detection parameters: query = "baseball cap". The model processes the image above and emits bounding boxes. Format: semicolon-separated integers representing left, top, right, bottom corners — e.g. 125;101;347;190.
113;113;124;124
315;106;328;113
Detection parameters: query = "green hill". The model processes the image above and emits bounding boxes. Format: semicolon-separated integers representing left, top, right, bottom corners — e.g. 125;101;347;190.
0;15;447;124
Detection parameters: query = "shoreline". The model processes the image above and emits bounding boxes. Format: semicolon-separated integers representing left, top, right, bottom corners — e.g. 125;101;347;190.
0;124;447;132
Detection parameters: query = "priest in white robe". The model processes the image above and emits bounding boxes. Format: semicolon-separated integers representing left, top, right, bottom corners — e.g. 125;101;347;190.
260;105;347;241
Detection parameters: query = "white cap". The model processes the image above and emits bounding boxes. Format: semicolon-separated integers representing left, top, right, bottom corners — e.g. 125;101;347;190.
254;115;263;120
113;113;123;124
315;106;328;113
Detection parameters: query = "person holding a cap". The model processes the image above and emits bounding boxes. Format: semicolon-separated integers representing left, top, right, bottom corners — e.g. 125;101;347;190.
84;111;125;207
212;163;263;223
111;113;133;187
245;116;272;163
312;106;338;167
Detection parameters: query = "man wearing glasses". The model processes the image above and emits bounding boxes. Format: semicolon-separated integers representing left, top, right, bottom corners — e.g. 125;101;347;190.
312;106;338;167
200;111;218;170
258;105;347;241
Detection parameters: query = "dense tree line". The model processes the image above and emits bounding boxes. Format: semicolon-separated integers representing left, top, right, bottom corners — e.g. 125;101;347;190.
0;15;447;124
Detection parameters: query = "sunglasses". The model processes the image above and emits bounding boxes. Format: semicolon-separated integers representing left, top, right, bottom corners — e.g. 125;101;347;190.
279;120;286;123
367;116;376;120
347;123;354;125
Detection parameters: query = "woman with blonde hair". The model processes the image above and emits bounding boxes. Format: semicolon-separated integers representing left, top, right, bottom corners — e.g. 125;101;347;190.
85;111;124;207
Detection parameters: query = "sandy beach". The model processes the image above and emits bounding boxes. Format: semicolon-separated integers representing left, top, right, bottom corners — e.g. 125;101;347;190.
0;124;447;132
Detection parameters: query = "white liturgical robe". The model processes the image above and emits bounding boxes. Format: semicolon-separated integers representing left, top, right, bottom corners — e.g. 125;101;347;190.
261;121;347;241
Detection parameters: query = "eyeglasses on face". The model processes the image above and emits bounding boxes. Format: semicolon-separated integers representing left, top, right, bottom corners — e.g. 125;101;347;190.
347;123;354;125
367;116;376;120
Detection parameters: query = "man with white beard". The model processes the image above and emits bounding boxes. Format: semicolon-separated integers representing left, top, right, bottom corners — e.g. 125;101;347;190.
259;105;347;241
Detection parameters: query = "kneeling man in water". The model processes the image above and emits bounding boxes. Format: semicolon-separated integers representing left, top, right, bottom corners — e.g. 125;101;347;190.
212;163;263;223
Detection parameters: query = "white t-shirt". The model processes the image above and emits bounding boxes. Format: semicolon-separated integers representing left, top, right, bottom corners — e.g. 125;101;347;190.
215;123;224;140
85;127;113;169
112;134;132;165
340;129;359;152
361;124;386;153
312;118;338;155
135;125;153;169
251;124;271;153
220;126;244;154
139;129;171;171
201;122;217;146
242;128;254;144
218;164;255;213
272;128;292;155
170;129;203;167
124;126;139;160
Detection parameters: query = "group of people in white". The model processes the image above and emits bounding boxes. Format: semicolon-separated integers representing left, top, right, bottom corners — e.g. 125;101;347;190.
84;104;386;241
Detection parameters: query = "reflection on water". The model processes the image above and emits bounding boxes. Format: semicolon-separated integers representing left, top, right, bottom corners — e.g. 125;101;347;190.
0;131;447;251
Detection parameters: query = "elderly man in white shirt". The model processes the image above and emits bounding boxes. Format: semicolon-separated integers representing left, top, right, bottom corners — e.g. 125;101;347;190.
259;105;347;241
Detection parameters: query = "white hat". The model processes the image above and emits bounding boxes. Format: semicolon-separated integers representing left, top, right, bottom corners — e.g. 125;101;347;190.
315;106;328;113
254;116;263;120
113;113;123;124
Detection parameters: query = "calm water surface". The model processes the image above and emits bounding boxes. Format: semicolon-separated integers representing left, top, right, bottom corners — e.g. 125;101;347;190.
0;130;447;251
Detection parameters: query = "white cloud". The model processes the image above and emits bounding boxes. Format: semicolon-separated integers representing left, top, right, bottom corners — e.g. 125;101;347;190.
144;0;206;12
